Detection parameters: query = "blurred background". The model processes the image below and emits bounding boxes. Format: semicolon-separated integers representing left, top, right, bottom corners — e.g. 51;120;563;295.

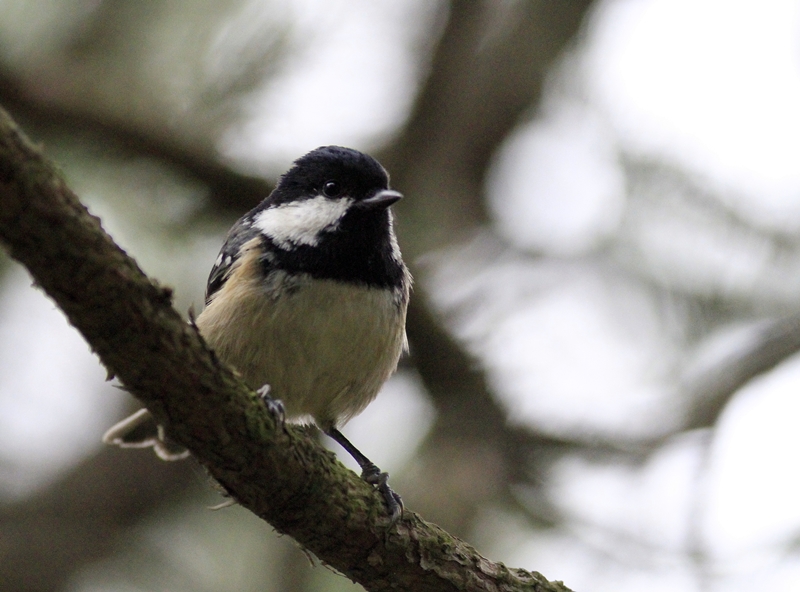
2;0;800;590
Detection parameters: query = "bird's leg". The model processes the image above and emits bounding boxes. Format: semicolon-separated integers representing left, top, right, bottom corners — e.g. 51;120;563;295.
325;427;403;523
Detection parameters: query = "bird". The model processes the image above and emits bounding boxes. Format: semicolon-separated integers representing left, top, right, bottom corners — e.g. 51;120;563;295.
103;145;411;520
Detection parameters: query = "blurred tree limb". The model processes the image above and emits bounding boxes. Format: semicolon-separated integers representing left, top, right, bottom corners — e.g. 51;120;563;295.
0;107;573;592
388;0;595;255
0;69;272;212
684;314;800;430
0;447;197;592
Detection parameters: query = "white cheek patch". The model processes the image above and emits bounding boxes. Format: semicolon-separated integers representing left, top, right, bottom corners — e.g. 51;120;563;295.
253;195;353;249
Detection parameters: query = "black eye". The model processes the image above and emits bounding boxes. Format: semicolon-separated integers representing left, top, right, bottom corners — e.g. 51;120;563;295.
322;180;342;198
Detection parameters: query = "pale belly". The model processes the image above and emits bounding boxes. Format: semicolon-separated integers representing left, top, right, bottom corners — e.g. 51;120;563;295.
195;271;407;429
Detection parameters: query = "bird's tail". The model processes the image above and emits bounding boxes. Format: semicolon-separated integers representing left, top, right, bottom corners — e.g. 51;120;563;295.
102;408;189;461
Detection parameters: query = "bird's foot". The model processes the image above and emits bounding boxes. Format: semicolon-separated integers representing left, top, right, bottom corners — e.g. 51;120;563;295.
325;428;404;524
361;462;404;524
257;385;285;424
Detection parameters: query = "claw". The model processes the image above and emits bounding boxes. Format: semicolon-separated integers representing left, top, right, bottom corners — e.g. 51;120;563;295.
326;428;404;523
257;385;285;423
365;469;403;524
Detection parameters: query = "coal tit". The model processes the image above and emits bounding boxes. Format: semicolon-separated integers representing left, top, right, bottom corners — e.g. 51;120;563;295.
104;146;411;519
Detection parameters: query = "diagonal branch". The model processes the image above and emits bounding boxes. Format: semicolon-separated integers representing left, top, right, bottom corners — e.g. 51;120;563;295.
0;448;198;592
0;106;572;592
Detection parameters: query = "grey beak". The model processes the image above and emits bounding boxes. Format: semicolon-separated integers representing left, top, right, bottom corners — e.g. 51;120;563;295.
359;189;403;209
